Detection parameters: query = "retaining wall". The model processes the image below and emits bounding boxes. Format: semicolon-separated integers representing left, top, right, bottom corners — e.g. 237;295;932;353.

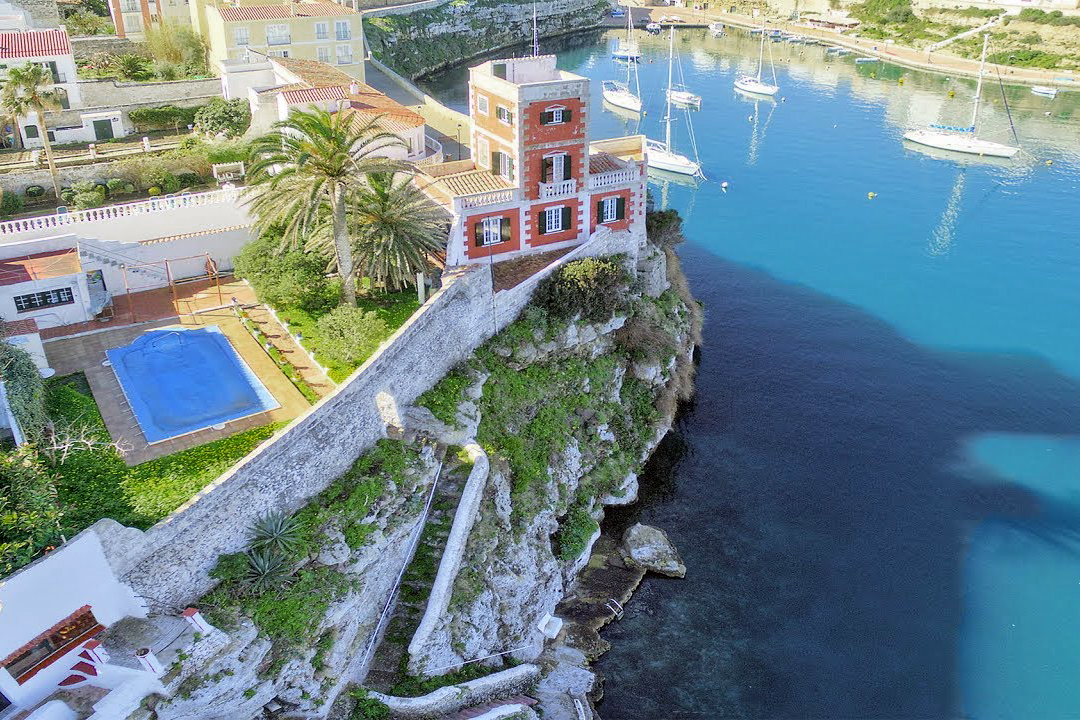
69;35;138;59
76;78;222;108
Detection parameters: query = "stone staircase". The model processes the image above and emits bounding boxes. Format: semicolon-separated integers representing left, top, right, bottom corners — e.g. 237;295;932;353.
442;695;539;719
363;453;471;693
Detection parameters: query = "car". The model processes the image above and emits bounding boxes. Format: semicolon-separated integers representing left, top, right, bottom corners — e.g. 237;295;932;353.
610;7;626;17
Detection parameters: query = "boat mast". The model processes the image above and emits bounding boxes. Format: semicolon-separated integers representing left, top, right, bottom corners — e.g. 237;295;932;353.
532;2;539;57
666;27;674;149
971;33;987;132
757;21;766;81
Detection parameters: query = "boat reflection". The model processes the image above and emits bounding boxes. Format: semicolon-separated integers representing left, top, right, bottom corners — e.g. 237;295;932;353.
735;88;776;166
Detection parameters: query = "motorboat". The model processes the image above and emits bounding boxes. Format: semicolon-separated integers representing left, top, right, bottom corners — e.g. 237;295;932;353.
902;34;1019;159
602;80;641;112
708;21;724;35
667;86;702;107
855;57;878;64
646;21;662;34
1031;85;1058;98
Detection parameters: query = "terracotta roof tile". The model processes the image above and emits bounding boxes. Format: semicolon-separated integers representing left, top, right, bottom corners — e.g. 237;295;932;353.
0;28;72;60
0;248;81;286
281;85;347;104
272;56;355;86
218;3;356;21
588;152;623;174
434;169;513;197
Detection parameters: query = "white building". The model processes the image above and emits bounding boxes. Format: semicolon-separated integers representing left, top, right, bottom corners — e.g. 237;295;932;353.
0;28;85;148
0;246;104;330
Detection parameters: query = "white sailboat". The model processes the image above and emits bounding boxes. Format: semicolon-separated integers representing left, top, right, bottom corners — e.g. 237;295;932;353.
903;34;1018;159
603;34;641;113
666;34;701;107
646;28;703;177
612;10;641;61
735;21;779;97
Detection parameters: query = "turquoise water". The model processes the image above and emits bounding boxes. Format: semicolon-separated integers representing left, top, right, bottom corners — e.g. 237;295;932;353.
425;30;1080;718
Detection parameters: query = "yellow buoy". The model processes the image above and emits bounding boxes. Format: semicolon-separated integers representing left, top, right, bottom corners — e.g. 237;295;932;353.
948;90;955;98
898;78;904;84
868;192;876;199
1046;159;1053;166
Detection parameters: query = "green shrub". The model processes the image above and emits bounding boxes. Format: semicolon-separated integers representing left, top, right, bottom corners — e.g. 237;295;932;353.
176;171;203;188
194;98;251;138
60;188;75;204
314;307;388;367
349;688;390;719
555;503;598;561
148;186;162;197
73;191;106;210
128;104;199;132
989;49;1061;68
24;185;45;198
249;511;305;557
234;233;340;314
0;342;47;440
0;190;23;219
106;178;128;195
149;170;181;194
534;256;629;322
0;446;64;576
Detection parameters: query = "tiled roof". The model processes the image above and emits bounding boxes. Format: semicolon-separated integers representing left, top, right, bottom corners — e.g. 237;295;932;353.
272;56;355;86
434;169;513;197
0;28;72;60
219;2;356;21
281;85;347;104
1;318;39;336
0;248;81;286
256;82;308;96
588;152;623;174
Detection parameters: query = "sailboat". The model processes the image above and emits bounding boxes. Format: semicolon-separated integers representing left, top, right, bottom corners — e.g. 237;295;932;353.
646;28;703;177
735;20;779;97
612;10;641;61
902;34;1019;159
666;34;701;107
603;38;641;113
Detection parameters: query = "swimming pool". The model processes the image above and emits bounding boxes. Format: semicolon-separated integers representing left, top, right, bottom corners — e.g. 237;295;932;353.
107;326;279;444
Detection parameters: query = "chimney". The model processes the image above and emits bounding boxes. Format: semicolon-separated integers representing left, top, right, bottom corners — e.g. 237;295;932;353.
349;82;359;94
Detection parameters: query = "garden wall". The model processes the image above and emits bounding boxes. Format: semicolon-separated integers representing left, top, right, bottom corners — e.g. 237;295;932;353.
103;226;639;610
76;78;222;109
70;36;138;60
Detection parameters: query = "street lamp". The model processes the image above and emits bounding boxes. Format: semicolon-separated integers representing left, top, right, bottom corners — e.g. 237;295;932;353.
455;123;462;161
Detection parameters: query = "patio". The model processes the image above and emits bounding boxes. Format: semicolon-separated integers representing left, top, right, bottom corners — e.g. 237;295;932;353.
43;304;308;465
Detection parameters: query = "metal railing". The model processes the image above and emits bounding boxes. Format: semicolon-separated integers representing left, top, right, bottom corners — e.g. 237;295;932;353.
0;187;240;236
455;187;520;211
266;34;291;45
337;54;354;65
588;168;637;190
539;178;576;199
336;30;352;41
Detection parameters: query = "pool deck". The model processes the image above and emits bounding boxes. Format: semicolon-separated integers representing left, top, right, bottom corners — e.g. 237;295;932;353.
44;307;309;465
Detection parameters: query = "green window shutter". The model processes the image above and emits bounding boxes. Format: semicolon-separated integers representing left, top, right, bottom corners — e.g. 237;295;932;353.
564;109;573;123
541;157;552;183
490;151;498;172
596;200;604;223
500;216;512;243
616;196;626;220
474;220;484;246
538;210;548;235
561;206;571;231
506;155;514;181
540;110;552;125
564;153;572;180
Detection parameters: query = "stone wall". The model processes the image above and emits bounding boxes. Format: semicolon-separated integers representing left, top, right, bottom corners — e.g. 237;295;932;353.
363;0;609;79
76;77;221;109
105;227;639;610
70;35;138;59
11;0;59;28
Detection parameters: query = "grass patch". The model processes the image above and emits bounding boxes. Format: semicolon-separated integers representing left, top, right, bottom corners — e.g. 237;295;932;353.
416;368;470;426
44;374;281;533
389;657;509;697
278;291;420;383
555;503;599;562
237;309;321;404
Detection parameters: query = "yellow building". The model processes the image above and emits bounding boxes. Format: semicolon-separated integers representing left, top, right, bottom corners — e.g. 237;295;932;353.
107;0;193;40
194;1;365;80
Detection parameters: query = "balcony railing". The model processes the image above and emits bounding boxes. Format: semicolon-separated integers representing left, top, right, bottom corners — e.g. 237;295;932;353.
266;34;291;46
337;54;354;65
0;188;240;237
415;136;444;167
336;31;351;40
316;30;328;40
539;178;576;199
588;167;637;190
455;187;521;212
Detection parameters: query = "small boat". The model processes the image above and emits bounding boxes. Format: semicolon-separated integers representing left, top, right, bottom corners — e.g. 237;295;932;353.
647;28;703;177
786;35;805;44
603;80;641;113
825;46;841;54
1031;85;1058;98
735;20;780;97
708;21;724;35
612;10;641;61
749;27;763;35
667;87;702;107
855;57;879;64
646;22;662;34
768;29;783;37
902;34;1018;160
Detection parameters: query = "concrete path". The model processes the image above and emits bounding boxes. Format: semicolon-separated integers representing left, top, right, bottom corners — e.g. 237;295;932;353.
364;60;471;160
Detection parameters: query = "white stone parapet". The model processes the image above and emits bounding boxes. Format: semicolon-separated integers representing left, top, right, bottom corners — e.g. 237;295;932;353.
588;167;638;190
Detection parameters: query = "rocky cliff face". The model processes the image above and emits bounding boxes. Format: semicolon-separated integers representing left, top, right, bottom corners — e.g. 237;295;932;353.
364;0;609;79
407;241;700;678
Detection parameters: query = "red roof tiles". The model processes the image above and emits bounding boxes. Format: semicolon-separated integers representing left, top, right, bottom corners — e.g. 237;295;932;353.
0;248;82;286
218;3;356;21
0;28;72;60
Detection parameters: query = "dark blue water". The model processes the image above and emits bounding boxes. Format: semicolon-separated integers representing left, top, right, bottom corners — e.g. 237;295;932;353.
425;30;1080;719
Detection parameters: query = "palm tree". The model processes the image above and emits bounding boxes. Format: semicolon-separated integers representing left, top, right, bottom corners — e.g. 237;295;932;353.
1;64;63;199
347;172;448;292
245;108;406;306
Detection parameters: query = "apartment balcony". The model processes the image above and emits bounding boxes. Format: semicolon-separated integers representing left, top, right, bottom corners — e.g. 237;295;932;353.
266;34;291;46
587;167;637;190
336;54;354;65
316;31;328;40
539;178;576;199
335;31;351;41
414;136;444;167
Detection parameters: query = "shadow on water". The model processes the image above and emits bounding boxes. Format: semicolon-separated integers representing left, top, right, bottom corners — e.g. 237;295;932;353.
594;243;1080;720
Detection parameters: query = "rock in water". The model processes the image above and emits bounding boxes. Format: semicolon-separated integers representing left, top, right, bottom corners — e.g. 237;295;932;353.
620;523;686;578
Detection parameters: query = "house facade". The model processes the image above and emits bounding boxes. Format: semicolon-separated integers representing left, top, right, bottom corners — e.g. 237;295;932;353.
197;0;364;80
0;27;84;148
418;55;646;267
106;0;192;40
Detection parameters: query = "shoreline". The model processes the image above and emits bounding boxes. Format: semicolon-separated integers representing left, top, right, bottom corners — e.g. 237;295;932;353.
637;6;1077;89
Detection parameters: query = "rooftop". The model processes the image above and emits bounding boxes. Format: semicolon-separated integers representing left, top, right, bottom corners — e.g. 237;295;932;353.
588;151;625;174
471;55;581;86
273;56;356;86
429;168;513;197
218;2;356;22
0;28;72;60
0;248;82;286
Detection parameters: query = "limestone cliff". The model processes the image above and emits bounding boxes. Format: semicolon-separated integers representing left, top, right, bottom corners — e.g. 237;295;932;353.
406;238;700;679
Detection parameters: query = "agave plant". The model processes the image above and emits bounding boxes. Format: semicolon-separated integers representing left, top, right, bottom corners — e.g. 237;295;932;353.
249;510;305;557
244;548;290;594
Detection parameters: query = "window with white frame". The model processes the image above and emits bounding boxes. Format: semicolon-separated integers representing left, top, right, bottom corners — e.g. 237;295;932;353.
540;106;568;125
315;21;328;39
542;152;569;183
477;94;489;115
233;26;249;45
318;46;330;62
481;217;502;246
600;195;624;223
492;151;513;181
543;206;564;234
335;19;351;40
14;287;74;313
496;105;512;125
336;44;353;64
268;49;290;57
266;23;289;45
477;136;490;167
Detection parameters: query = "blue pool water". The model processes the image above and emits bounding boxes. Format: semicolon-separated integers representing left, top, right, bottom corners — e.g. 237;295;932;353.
426;29;1080;718
107;326;278;443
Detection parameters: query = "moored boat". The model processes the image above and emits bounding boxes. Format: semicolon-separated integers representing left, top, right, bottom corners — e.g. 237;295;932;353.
1031;85;1058;99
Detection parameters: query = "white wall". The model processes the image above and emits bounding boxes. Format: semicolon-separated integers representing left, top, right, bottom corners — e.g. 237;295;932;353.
0;532;146;710
0;272;92;330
